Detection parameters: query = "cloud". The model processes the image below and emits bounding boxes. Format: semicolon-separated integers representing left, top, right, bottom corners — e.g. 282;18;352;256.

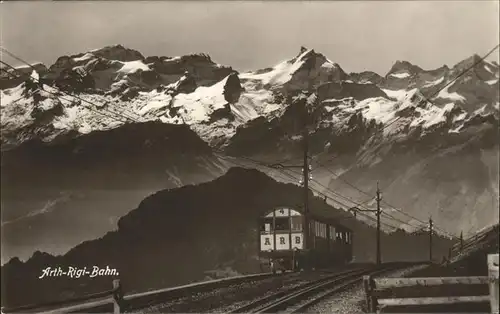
1;192;73;226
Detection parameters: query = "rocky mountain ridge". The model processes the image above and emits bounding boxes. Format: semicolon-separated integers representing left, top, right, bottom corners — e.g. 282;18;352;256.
1;45;498;264
1;45;498;149
1;167;455;308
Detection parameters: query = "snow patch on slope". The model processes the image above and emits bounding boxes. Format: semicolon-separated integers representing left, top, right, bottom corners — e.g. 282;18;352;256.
239;48;315;86
1;84;35;132
172;75;229;124
14;63;43;70
435;85;465;102
474;104;489;116
452;111;468;123
237;86;286;118
230;102;259;122
484;62;497;75
117;60;150;74
449;125;464;133
381;89;409;101
0;84;25;108
356;97;397;124
389;72;410;79
423;76;444;87
138;98;170;116
73;53;94;62
409;104;448;128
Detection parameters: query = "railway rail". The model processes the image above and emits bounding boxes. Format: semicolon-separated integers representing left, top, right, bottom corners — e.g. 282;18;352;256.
138;264;364;313
228;263;418;314
2;272;277;314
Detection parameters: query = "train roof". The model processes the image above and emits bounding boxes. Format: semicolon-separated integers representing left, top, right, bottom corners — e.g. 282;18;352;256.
261;206;353;231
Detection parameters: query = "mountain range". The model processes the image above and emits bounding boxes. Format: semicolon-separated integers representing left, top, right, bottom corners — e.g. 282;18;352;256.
1;44;498;267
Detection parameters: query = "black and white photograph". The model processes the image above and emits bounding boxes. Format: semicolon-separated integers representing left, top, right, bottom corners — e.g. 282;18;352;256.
0;1;499;313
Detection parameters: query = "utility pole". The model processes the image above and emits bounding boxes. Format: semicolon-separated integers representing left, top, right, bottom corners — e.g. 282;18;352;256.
302;55;315;260
376;182;382;265
460;231;464;253
270;56;315;269
268;94;312;268
302;101;310;255
429;216;433;262
348;182;383;265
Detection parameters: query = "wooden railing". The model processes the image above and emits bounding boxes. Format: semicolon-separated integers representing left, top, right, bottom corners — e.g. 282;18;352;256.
1;272;274;314
489;254;499;314
1;279;123;314
363;253;499;313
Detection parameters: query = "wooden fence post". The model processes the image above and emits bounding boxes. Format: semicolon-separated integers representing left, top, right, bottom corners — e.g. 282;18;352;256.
112;279;123;314
363;276;372;312
488;254;499;314
363;275;378;313
369;276;378;312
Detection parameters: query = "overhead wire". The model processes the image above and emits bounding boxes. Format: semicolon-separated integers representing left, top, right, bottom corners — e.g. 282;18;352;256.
307;45;500;240
0;48;143;123
213;149;402;230
313;44;500;167
3;45;495;240
213;150;393;228
0;68;42;104
1;62;132;124
312;157;458;239
286;167;375;210
2;59;142;123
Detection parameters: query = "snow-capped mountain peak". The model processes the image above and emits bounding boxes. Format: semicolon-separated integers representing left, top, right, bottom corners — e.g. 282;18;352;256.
1;46;498;265
85;44;145;62
1;45;498;151
386;60;424;77
239;47;347;94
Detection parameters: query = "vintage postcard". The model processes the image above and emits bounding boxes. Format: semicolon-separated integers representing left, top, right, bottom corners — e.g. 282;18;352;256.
1;1;498;313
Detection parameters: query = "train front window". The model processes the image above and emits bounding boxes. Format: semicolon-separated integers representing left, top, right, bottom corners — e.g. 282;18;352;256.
274;217;290;231
261;218;273;233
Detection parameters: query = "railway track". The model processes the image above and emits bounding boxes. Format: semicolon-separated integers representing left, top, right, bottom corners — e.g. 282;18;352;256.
228;264;409;313
136;265;363;313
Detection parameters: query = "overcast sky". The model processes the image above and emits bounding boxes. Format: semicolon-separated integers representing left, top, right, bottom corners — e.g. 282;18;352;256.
1;1;499;75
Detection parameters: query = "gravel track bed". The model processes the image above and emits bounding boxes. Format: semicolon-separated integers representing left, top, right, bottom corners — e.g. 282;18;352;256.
214;272;338;313
130;277;284;313
304;264;428;314
130;271;323;313
130;266;358;313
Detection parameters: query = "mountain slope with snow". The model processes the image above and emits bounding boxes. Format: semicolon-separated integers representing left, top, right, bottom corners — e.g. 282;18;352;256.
0;45;498;263
2;45;498;150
